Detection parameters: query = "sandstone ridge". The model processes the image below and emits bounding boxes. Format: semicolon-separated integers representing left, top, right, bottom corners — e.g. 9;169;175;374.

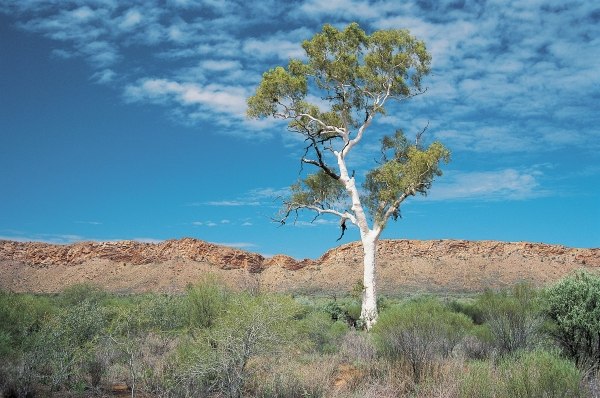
0;238;598;294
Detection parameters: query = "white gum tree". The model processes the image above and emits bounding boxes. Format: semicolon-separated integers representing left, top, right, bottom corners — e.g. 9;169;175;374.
247;23;450;330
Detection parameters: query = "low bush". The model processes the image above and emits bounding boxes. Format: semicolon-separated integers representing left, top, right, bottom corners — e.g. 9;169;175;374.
297;311;348;353
60;283;108;306
185;275;229;329
545;270;600;370
372;297;473;383
459;349;585;398
475;282;544;355
322;298;361;327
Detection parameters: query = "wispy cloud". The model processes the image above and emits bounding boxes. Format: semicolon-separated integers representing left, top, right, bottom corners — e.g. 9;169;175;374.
2;0;598;152
202;200;260;207
124;78;248;118
429;168;549;201
196;187;289;208
192;221;218;227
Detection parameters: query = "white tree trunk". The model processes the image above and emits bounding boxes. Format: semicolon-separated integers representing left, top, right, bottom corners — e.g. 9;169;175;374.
360;234;378;330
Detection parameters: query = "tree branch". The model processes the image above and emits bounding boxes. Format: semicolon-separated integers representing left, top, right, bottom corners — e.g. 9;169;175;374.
277;202;357;227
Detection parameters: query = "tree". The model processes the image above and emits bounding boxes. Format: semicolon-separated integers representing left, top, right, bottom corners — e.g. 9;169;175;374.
247;23;450;329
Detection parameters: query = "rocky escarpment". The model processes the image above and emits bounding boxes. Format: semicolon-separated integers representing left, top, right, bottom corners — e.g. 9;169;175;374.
0;238;266;272
0;238;598;294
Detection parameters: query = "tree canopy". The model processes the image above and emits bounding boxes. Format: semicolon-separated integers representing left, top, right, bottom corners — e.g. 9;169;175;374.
247;22;448;235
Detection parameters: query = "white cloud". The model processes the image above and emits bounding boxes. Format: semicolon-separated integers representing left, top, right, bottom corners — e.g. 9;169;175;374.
243;37;304;60
3;0;599;150
91;68;116;84
429;169;548;201
202;200;261;207
200;59;242;72
124;78;248;119
119;8;143;30
299;0;385;20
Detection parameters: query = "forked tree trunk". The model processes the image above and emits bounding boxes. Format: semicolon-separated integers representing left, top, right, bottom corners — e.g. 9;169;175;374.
361;235;378;330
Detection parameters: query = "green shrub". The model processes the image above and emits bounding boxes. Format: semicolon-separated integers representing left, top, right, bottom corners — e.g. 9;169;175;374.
373;297;472;383
139;293;187;332
297;311;347;353
501;350;585;397
322;298;362;327
60;283;108;306
459;350;585;398
458;360;495;398
0;291;55;356
449;298;485;324
30;299;109;391
462;324;494;360
185;275;229;329
545;271;600;370
183;293;303;398
476;282;544;355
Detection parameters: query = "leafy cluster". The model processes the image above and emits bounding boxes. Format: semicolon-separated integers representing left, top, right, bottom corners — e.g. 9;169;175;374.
288;170;347;210
248;23;445;233
363;130;450;224
247;22;431;129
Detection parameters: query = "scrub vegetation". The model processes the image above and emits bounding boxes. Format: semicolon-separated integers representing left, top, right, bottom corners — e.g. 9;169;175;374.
1;272;599;397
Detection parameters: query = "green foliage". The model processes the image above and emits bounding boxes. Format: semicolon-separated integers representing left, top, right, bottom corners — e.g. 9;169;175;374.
501;350;584;397
449;298;485;324
246;65;308;119
373;297;473;382
185;275;229;329
322;297;362;327
363;130;450;223
247;24;443;228
475;283;544;355
181;293;304;398
545;270;600;370
459;360;495;398
297;311;348;353
290;170;346;208
141;293;187;332
459;350;585;398
248;23;431;124
60;282;108;306
0;291;54;358
6;286;596;397
31;298;109;391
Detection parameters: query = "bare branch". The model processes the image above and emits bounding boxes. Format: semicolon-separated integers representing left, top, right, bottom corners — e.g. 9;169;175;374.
415;121;429;146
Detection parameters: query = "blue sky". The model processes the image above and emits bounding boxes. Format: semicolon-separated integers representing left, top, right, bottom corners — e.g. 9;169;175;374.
0;0;598;259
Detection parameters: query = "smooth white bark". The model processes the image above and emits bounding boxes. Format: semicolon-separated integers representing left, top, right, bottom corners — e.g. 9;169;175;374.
335;145;383;329
360;233;379;330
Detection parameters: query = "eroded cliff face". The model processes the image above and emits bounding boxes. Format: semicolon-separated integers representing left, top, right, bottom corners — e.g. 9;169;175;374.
0;238;598;294
0;238;265;272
